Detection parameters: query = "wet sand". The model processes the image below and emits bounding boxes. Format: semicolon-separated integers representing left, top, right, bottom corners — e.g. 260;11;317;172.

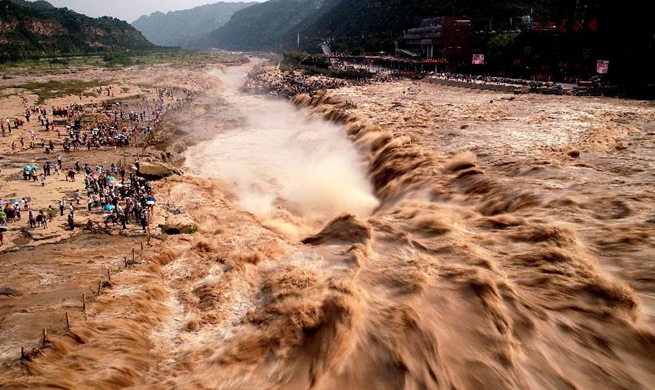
2;60;655;389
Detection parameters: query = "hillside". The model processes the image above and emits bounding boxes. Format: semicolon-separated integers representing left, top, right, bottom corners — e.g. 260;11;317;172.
296;0;602;48
131;2;257;47
188;0;341;51
0;0;156;61
8;0;55;11
193;0;652;86
313;0;653;86
193;0;564;52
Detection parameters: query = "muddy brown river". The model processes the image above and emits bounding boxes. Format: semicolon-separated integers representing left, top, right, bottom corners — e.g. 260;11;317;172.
2;61;654;389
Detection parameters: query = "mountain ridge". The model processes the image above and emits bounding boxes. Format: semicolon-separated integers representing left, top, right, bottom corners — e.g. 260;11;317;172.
0;0;156;61
186;0;341;51
190;0;653;86
131;2;257;47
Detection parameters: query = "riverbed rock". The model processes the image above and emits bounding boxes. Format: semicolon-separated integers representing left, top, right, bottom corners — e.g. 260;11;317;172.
161;214;197;235
172;142;187;154
161;151;186;166
302;214;372;246
137;161;182;180
615;141;629;150
0;287;19;296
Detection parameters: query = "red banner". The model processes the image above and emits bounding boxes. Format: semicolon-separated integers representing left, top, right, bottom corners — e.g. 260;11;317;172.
472;54;485;65
596;60;609;74
589;18;598;32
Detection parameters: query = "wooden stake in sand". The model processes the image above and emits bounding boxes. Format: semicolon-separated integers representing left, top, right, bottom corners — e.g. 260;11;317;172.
97;279;102;295
147;210;152;245
65;311;70;330
42;328;47;345
20;346;26;360
132;248;135;263
82;292;86;312
124;256;128;268
107;268;111;283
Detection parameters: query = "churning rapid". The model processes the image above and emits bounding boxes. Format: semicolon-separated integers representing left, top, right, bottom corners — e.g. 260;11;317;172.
185;65;378;239
3;61;654;390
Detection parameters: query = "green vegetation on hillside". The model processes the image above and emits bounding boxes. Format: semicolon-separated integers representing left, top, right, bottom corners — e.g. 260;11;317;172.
188;0;341;51
193;0;654;88
0;0;157;62
0;51;248;79
195;0;569;54
16;79;101;104
282;51;330;68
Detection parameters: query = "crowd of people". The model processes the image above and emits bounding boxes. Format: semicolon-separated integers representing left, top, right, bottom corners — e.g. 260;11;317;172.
1;85;198;248
243;61;564;100
243;65;396;99
1;157;157;235
428;72;557;89
5;86;197;155
82;162;155;232
1;118;24;136
244;70;350;98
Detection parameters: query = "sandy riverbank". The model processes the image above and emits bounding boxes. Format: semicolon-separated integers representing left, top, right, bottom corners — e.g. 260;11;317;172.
0;54;244;371
0;58;227;250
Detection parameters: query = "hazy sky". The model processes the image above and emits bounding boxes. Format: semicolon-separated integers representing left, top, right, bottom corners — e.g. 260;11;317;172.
41;0;264;23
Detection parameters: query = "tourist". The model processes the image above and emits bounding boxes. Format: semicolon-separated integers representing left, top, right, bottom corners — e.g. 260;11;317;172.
28;209;36;228
140;209;148;231
4;205;15;223
37;210;47;228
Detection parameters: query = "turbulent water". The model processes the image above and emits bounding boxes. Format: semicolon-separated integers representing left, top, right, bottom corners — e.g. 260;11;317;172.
3;62;654;390
173;64;655;389
185;65;378;239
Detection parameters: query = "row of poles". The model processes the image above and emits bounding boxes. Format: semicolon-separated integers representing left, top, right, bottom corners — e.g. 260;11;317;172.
19;241;145;361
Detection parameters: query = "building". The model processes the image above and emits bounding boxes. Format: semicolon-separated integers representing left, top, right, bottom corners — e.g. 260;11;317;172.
397;17;474;69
